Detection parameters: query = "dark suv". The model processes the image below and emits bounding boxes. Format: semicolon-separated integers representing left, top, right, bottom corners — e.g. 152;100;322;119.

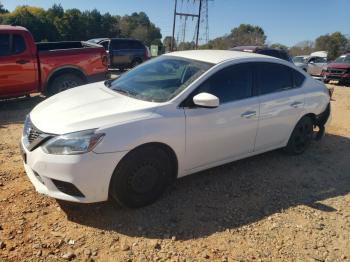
230;46;293;63
88;38;151;70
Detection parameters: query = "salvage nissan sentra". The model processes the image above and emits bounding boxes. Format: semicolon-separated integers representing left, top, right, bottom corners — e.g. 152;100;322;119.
21;50;331;208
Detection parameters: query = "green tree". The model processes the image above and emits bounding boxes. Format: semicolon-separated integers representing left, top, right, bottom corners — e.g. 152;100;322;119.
163;36;176;52
0;1;9;14
315;32;348;60
270;43;288;50
229;24;266;47
289;41;315;57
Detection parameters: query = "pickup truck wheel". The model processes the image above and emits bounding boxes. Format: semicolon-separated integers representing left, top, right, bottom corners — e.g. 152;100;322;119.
285;116;313;155
48;74;85;96
109;146;173;208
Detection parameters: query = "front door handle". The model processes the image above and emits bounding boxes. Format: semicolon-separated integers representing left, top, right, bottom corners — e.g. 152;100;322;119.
16;59;29;64
241;110;256;119
290;101;303;108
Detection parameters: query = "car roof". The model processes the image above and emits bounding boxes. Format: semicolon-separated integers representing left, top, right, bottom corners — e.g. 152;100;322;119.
0;25;28;31
165;50;277;64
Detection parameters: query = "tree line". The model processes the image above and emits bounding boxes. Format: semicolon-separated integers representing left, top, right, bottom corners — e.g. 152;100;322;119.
165;24;350;60
1;2;349;60
0;3;162;47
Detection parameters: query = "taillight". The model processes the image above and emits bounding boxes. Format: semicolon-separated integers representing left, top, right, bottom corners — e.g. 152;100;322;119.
145;47;151;59
101;52;108;67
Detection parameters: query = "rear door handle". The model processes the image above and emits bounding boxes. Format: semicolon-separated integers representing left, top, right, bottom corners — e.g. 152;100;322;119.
16;59;29;64
290;101;303;108
241;110;256;119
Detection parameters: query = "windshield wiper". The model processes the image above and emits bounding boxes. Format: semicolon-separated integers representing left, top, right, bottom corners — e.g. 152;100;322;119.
113;87;138;97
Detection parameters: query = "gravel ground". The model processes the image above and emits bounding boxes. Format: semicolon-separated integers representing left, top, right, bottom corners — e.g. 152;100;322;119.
0;84;350;262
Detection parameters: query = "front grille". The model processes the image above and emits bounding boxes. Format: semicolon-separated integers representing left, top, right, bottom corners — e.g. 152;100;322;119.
328;69;346;75
23;116;53;151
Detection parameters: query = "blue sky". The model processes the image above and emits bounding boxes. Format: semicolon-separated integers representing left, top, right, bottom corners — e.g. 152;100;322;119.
2;0;350;46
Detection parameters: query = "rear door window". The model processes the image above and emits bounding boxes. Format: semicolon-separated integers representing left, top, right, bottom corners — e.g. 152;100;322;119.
13;34;26;54
0;34;10;56
257;62;294;95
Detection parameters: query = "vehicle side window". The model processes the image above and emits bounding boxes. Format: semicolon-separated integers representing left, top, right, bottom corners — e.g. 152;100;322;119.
314;57;326;63
192;63;253;104
0;34;10;56
111;40;129;50
257;62;293;95
13;34;26;54
293;69;306;88
100;40;109;50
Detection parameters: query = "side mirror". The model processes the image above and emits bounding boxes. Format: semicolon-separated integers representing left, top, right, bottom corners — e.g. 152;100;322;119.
193;92;219;108
309;61;315;64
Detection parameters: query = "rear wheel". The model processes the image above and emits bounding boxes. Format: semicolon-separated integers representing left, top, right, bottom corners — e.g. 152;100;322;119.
285;116;314;155
109;146;174;208
48;74;85;96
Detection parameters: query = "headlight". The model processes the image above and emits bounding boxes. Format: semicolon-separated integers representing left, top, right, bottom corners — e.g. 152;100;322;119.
42;129;105;155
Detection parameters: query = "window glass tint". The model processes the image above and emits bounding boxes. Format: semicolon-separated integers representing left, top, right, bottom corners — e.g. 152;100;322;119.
314;57;327;63
257;63;293;95
130;41;143;49
13;34;26;54
0;34;10;56
194;63;252;104
293;70;305;88
100;40;109;50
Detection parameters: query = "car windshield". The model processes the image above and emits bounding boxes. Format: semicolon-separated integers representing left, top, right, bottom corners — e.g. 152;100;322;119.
107;56;213;102
335;55;350;64
293;56;306;63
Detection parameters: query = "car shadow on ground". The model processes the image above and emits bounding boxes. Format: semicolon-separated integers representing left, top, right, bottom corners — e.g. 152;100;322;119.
0;95;45;128
59;133;350;240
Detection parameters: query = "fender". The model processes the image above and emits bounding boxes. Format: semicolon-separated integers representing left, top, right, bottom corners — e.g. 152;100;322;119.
44;65;87;92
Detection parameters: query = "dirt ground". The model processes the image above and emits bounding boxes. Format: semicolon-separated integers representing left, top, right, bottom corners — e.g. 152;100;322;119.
0;84;350;262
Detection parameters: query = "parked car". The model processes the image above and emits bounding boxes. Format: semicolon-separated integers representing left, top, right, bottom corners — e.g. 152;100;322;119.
0;25;108;98
87;38;151;70
21;50;331;208
229;46;293;62
323;53;350;85
293;51;328;77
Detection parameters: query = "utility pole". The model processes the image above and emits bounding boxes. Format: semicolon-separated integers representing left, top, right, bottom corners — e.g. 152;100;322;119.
171;0;204;51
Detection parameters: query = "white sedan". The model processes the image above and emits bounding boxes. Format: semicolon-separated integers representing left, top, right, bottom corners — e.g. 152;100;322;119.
21;50;331;208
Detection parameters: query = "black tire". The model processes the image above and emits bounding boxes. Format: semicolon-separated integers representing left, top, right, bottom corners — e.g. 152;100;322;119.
131;58;142;68
109;146;174;208
285;116;314;155
48;74;85;96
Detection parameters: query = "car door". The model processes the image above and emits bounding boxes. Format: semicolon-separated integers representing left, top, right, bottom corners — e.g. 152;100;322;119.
254;62;306;152
183;63;260;171
0;33;37;97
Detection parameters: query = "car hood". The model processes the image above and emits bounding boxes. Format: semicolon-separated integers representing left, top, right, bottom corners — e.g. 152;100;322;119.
327;63;350;69
30;82;158;134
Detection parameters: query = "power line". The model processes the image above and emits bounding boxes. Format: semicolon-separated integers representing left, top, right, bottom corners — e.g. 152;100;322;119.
171;0;211;51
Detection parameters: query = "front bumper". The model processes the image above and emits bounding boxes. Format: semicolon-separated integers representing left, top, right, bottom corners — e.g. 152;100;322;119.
323;72;350;83
21;140;127;203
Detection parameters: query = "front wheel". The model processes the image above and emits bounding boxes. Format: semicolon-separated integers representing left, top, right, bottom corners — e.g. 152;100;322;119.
285;116;314;155
109;146;173;208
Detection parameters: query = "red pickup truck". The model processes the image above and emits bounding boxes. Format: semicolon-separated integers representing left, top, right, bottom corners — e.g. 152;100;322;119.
0;25;108;98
